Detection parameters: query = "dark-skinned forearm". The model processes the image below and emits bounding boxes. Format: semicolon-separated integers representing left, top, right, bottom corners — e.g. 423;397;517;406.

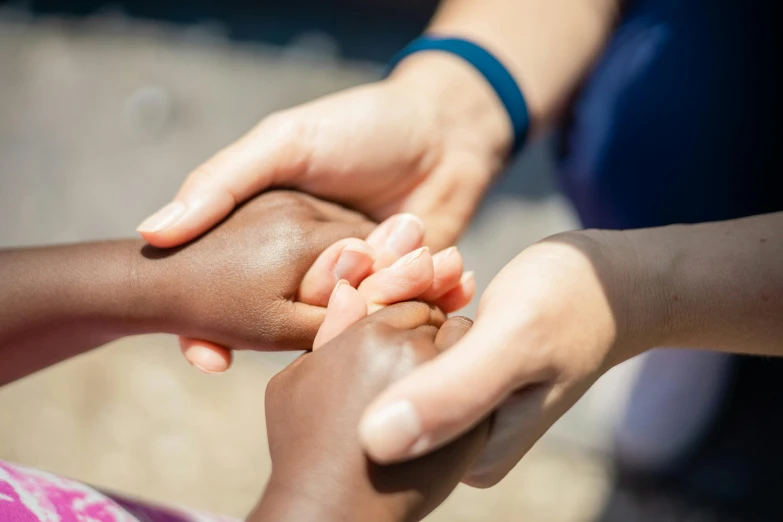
0;240;174;385
248;477;401;522
249;427;490;522
620;211;783;357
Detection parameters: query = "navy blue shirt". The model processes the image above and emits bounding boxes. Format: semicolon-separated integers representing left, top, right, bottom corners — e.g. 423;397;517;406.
556;0;778;230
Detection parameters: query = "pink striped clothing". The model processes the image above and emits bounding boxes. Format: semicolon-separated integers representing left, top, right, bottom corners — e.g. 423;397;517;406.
0;460;239;522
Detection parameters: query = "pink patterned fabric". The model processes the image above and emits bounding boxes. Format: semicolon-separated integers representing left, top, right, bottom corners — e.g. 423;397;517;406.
0;460;239;522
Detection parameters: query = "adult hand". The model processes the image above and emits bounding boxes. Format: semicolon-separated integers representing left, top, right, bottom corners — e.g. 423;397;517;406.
256;303;489;522
137;54;512;252
357;230;662;486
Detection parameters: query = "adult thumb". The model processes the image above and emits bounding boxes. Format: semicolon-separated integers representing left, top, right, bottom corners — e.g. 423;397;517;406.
138;117;310;248
358;316;519;464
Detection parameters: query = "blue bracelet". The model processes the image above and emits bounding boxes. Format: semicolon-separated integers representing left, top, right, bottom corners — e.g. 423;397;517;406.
388;36;530;154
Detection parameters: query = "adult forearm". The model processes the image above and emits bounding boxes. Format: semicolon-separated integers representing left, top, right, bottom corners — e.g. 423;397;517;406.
629;212;783;356
392;0;620;148
0;241;170;384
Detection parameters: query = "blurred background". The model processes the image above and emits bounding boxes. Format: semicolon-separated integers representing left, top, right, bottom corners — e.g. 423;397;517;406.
0;1;672;520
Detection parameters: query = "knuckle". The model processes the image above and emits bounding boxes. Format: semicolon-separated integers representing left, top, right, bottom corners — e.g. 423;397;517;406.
396;337;420;361
266;206;314;244
257;111;312;171
265;111;309;141
357;320;395;347
270;196;326;237
188;163;219;190
354;322;413;367
267;190;306;208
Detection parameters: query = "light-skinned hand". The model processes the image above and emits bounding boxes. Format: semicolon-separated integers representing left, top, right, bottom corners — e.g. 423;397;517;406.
137;54;511;252
356;231;657;486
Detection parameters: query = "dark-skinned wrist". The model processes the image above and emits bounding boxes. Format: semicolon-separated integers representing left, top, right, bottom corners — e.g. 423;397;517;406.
125;240;202;337
0;240;177;384
578;228;672;365
618;225;693;354
56;239;175;338
249;474;403;522
20;239;190;339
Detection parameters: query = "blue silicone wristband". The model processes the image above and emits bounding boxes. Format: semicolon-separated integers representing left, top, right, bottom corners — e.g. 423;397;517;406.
388;36;530;154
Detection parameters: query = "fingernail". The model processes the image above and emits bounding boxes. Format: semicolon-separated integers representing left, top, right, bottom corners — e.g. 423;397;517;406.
386;214;424;255
392;246;429;268
184;344;230;374
360;401;427;461
433;246;458;266
334;245;375;283
461;271;475;284
137;201;186;233
328;279;350;307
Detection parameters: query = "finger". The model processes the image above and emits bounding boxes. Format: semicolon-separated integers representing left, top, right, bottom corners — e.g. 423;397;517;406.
282;300;328;350
313;281;367;349
298;238;376;306
435;271;476;314
357;247;434;313
365;214;425;270
358;319;523;464
461;386;555;488
360;301;443;331
419;247;464;301
138;118;308;248
400;165;483;252
433;316;473;353
179;337;233;374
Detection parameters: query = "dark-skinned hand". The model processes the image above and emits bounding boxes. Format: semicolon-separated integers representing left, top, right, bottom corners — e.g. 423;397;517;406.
0;190;474;383
147;189;376;352
252;303;490;522
174;190;474;371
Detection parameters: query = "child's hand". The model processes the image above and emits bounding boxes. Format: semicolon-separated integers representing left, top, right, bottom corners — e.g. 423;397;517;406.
256;303;489;522
179;205;475;373
143;190;381;354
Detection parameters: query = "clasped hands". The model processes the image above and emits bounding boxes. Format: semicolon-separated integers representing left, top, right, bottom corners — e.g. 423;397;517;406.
145;189;483;521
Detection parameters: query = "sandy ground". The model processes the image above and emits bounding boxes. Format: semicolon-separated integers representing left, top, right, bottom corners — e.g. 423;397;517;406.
0;13;642;521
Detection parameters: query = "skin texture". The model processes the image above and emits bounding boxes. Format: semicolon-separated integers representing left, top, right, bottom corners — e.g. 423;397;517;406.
180;211;474;373
0;190;375;385
359;212;783;487
137;66;506;251
138;0;621;251
129;0;625;491
0;188;475;381
426;0;621;129
251;304;489;522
